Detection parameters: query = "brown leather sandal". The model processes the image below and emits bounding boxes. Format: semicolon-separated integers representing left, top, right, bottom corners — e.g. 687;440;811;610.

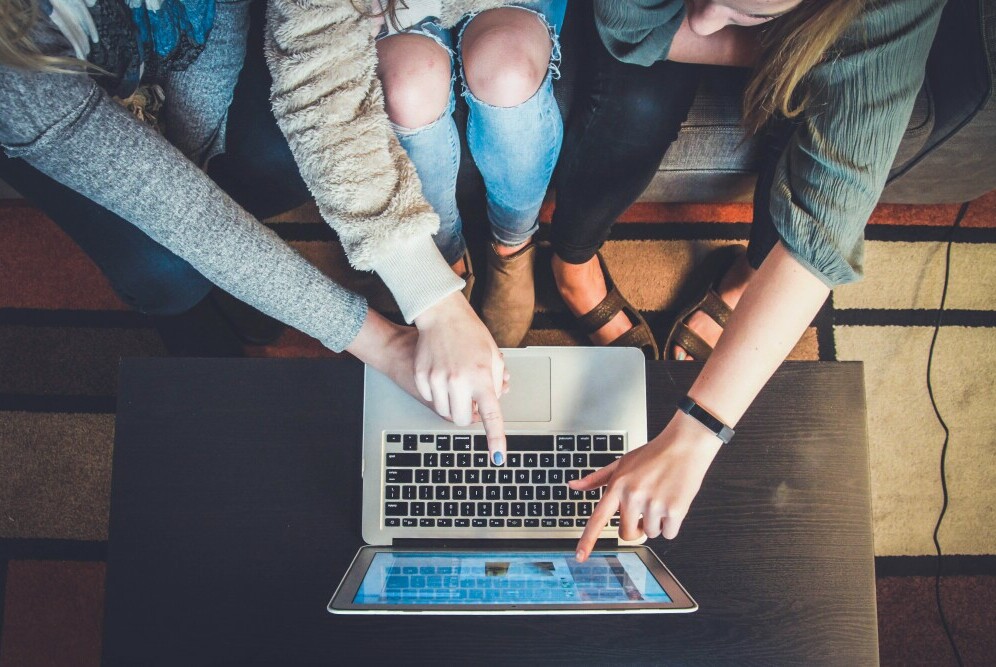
574;252;660;360
664;245;745;361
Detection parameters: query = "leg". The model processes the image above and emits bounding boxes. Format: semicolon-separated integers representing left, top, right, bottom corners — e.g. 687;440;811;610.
208;0;311;220
458;4;565;345
376;28;467;271
550;7;699;345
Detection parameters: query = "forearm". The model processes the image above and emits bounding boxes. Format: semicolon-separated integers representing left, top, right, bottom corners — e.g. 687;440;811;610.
0;68;368;352
684;243;830;430
667;19;760;67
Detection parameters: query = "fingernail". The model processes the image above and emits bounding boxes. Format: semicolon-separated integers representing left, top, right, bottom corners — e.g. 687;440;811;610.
575;549;584;561
676;350;686;361
492;450;504;466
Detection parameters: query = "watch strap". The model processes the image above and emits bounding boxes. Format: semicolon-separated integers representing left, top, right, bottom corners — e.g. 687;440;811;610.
677;396;735;444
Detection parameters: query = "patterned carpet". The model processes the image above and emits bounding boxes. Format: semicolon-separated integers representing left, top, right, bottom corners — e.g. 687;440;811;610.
1;192;995;664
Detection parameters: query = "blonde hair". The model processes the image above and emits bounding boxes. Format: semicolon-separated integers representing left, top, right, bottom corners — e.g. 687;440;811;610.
0;0;88;71
743;0;866;135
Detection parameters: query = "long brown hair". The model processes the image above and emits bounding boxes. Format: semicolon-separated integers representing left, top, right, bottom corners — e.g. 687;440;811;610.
0;0;88;71
743;0;866;134
353;0;407;33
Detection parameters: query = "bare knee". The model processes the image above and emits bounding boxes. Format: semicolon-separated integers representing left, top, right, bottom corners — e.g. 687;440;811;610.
376;34;452;129
461;8;552;107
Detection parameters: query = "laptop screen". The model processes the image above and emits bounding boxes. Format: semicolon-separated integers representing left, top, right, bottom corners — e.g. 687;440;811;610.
352;551;673;606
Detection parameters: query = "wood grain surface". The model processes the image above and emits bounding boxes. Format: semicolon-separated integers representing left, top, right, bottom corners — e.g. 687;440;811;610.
104;359;876;666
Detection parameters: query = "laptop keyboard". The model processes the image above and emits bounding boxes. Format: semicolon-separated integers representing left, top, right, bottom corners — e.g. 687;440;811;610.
382;433;623;530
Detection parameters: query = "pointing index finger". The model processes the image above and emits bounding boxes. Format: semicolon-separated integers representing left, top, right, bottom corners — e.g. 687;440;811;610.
575;491;619;563
474;386;506;465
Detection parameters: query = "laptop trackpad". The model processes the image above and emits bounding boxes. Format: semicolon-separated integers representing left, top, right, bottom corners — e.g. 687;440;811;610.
500;356;551;422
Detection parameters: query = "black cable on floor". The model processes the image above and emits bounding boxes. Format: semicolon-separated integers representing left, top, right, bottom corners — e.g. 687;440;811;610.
927;201;969;667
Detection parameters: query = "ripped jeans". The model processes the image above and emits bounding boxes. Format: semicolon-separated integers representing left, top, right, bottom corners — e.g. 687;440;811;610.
387;1;567;265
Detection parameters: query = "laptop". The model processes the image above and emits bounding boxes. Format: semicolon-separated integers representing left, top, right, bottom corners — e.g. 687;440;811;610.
329;346;697;614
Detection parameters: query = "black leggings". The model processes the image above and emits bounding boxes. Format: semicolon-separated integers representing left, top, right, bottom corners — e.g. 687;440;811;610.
551;4;790;270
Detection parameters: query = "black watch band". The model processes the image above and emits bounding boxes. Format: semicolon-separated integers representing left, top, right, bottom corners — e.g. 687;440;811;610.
677;396;735;444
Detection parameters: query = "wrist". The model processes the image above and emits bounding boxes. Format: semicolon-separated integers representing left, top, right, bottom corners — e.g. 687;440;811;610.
413;291;466;330
664;410;725;457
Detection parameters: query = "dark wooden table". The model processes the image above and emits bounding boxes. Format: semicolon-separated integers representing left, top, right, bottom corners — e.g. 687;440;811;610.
103;358;877;666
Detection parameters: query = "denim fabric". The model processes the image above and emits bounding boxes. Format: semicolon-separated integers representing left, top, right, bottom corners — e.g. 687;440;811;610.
390;0;567;264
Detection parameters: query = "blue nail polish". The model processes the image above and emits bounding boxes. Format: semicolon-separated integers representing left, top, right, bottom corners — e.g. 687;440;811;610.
492;451;504;466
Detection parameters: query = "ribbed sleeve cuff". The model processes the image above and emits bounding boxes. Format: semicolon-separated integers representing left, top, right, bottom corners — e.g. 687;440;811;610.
369;234;465;323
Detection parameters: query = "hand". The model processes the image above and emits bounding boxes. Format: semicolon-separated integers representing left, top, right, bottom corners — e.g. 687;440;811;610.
571;412;723;562
414;292;508;464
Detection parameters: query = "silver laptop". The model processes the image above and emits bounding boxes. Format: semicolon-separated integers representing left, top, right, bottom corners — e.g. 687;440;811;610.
330;347;697;613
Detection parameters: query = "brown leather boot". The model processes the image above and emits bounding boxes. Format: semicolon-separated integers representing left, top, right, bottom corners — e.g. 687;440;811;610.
459;249;475;301
480;241;537;347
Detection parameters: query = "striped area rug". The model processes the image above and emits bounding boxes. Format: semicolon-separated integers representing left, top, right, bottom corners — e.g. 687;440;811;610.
1;193;994;664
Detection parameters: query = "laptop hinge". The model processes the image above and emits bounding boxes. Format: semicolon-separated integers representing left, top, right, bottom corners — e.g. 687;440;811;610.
392;538;619;550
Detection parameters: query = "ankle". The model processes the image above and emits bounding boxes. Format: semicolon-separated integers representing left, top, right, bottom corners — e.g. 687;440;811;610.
552;254;599;292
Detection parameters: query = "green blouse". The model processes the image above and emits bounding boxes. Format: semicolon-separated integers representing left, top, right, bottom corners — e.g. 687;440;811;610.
594;0;945;286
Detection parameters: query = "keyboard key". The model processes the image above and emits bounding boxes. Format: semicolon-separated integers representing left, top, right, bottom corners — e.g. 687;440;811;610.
548;470;564;484
486;486;501;500
559;519;573;528
531;470;546;484
544;502;559;516
512;502;526;517
525;519;540;527
495;502;509;517
473;435;488;451
520;487;534;500
443;502;458;517
386;433;401;443
569;488;584;500
507;435;555;451
448;470;463;484
502;486;517;500
579;502;593;516
419;486;432;500
438;518;453;527
423;453;438;467
457;453;472;468
478;503;493;517
540;453;555;467
435;487;450;500
577;435;592;451
403;518;417;527
490;519;505;528
420;518;435;527
610;435;624;451
472;518;487;527
573;453;587;468
387;453;420;467
542;518;557;527
403;434;418;449
420;434;434;443
553;486;567;500
508;453;521;467
537;486;551;500
482;470;497;484
453;435;472;451
523;454;538;467
441;454;455;467
576;518;588;527
565;470;581;482
432;470;446;484
411;502;425;516
456;519;470;527
385;518;400;526
428;502;442;517
593;435;608;451
386;469;413;484
460;502;475;516
453;486;467;500
528;502;542;517
403;485;416;500
586;489;600;500
590;454;620;468
466;470;480;484
436;435;451;451
515;470;529;484
385;502;407;516
556;437;575;452
470;487;484;500
499;470;514;484
416;469;429;484
561;503;576;517
474;453;488;467
610;517;620;527
507;519;522;527
386;485;400;500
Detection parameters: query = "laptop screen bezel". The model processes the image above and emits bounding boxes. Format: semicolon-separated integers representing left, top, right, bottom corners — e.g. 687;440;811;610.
328;545;697;614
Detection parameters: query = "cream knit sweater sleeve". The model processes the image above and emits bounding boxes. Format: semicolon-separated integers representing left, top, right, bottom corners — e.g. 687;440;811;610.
264;0;470;322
